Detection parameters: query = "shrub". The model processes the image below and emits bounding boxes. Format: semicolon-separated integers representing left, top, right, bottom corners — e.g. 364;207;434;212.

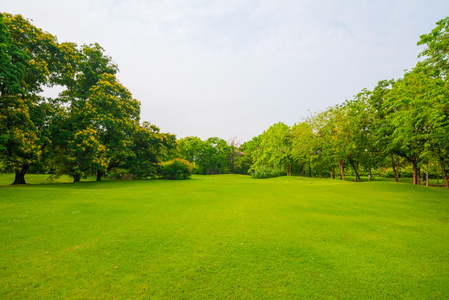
252;166;285;179
160;159;193;180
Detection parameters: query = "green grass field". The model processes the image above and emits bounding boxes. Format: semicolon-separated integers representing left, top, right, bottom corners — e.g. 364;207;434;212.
1;174;448;299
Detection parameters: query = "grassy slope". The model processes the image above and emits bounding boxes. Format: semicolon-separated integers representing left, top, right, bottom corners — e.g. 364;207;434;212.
0;174;448;299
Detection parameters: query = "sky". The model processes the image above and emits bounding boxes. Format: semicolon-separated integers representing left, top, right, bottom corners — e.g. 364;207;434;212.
2;0;449;143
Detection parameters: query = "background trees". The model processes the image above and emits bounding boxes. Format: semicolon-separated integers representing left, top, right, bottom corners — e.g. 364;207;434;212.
2;13;448;187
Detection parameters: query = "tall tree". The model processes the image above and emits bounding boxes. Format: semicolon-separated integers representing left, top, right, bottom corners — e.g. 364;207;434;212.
87;73;141;180
417;17;449;78
0;13;59;184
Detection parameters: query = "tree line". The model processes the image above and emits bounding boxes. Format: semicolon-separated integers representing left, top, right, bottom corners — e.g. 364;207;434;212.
1;13;448;187
176;17;449;188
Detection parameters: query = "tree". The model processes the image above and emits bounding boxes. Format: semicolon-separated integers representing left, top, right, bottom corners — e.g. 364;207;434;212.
177;136;205;170
0;13;60;184
416;17;449;187
291;120;318;177
367;79;403;182
384;71;433;185
417;17;449;78
87;73;141;180
126;122;176;179
47;43;123;182
203;137;231;174
250;122;293;175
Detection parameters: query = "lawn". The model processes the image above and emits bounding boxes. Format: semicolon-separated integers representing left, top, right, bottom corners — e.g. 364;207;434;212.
0;174;448;299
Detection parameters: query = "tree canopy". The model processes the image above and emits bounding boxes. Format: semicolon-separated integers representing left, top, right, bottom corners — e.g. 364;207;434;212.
1;13;449;187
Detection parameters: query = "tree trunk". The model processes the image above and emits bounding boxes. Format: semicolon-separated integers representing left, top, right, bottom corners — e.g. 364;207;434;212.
12;165;28;185
96;170;102;181
442;168;449;188
329;168;335;179
390;153;399;182
416;163;421;185
308;160;312;178
338;159;345;180
73;174;81;182
369;168;373;181
349;159;361;182
436;166;440;185
412;159;420;185
440;162;449;188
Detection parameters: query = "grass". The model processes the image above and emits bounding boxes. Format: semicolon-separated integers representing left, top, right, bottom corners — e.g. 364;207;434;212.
0;174;448;299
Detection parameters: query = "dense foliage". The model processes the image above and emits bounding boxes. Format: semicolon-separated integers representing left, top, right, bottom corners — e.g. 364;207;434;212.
1;13;448;187
251;165;284;179
159;158;193;180
0;13;175;184
233;17;449;187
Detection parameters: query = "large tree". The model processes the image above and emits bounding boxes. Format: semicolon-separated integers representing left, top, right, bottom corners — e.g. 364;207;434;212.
88;73;141;181
0;13;60;184
417;17;449;78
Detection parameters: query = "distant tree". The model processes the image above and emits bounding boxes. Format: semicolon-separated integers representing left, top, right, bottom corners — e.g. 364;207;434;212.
250;122;293;175
367;80;401;181
126;122;176;179
177;136;205;170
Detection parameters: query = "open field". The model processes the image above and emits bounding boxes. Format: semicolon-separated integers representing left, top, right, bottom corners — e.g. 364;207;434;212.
1;174;448;299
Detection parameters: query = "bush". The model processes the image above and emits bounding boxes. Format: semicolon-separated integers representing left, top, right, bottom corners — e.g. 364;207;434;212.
160;159;193;180
252;166;285;179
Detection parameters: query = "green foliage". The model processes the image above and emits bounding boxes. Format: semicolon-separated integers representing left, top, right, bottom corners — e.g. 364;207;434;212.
417;17;449;77
251;165;285;179
2;12;449;188
126;122;176;179
159;158;193;180
177;136;231;175
248;122;294;175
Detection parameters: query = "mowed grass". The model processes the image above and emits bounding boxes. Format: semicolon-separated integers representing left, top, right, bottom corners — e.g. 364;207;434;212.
0;174;448;299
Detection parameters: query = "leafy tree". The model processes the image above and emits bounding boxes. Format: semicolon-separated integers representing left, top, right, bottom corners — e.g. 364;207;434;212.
87;73;141;180
417;17;449;78
367;80;402;181
47;43;124;182
0;13;59;184
384;71;432;185
177;136;232;175
239;136;261;175
250;122;293;175
126;122;176;179
203;137;231;174
177;136;205;169
291;120;318;177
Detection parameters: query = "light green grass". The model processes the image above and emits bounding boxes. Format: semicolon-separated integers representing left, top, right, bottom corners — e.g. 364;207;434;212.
1;174;448;299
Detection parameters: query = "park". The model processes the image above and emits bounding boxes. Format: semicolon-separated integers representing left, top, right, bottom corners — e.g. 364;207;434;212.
1;8;449;299
1;174;448;298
